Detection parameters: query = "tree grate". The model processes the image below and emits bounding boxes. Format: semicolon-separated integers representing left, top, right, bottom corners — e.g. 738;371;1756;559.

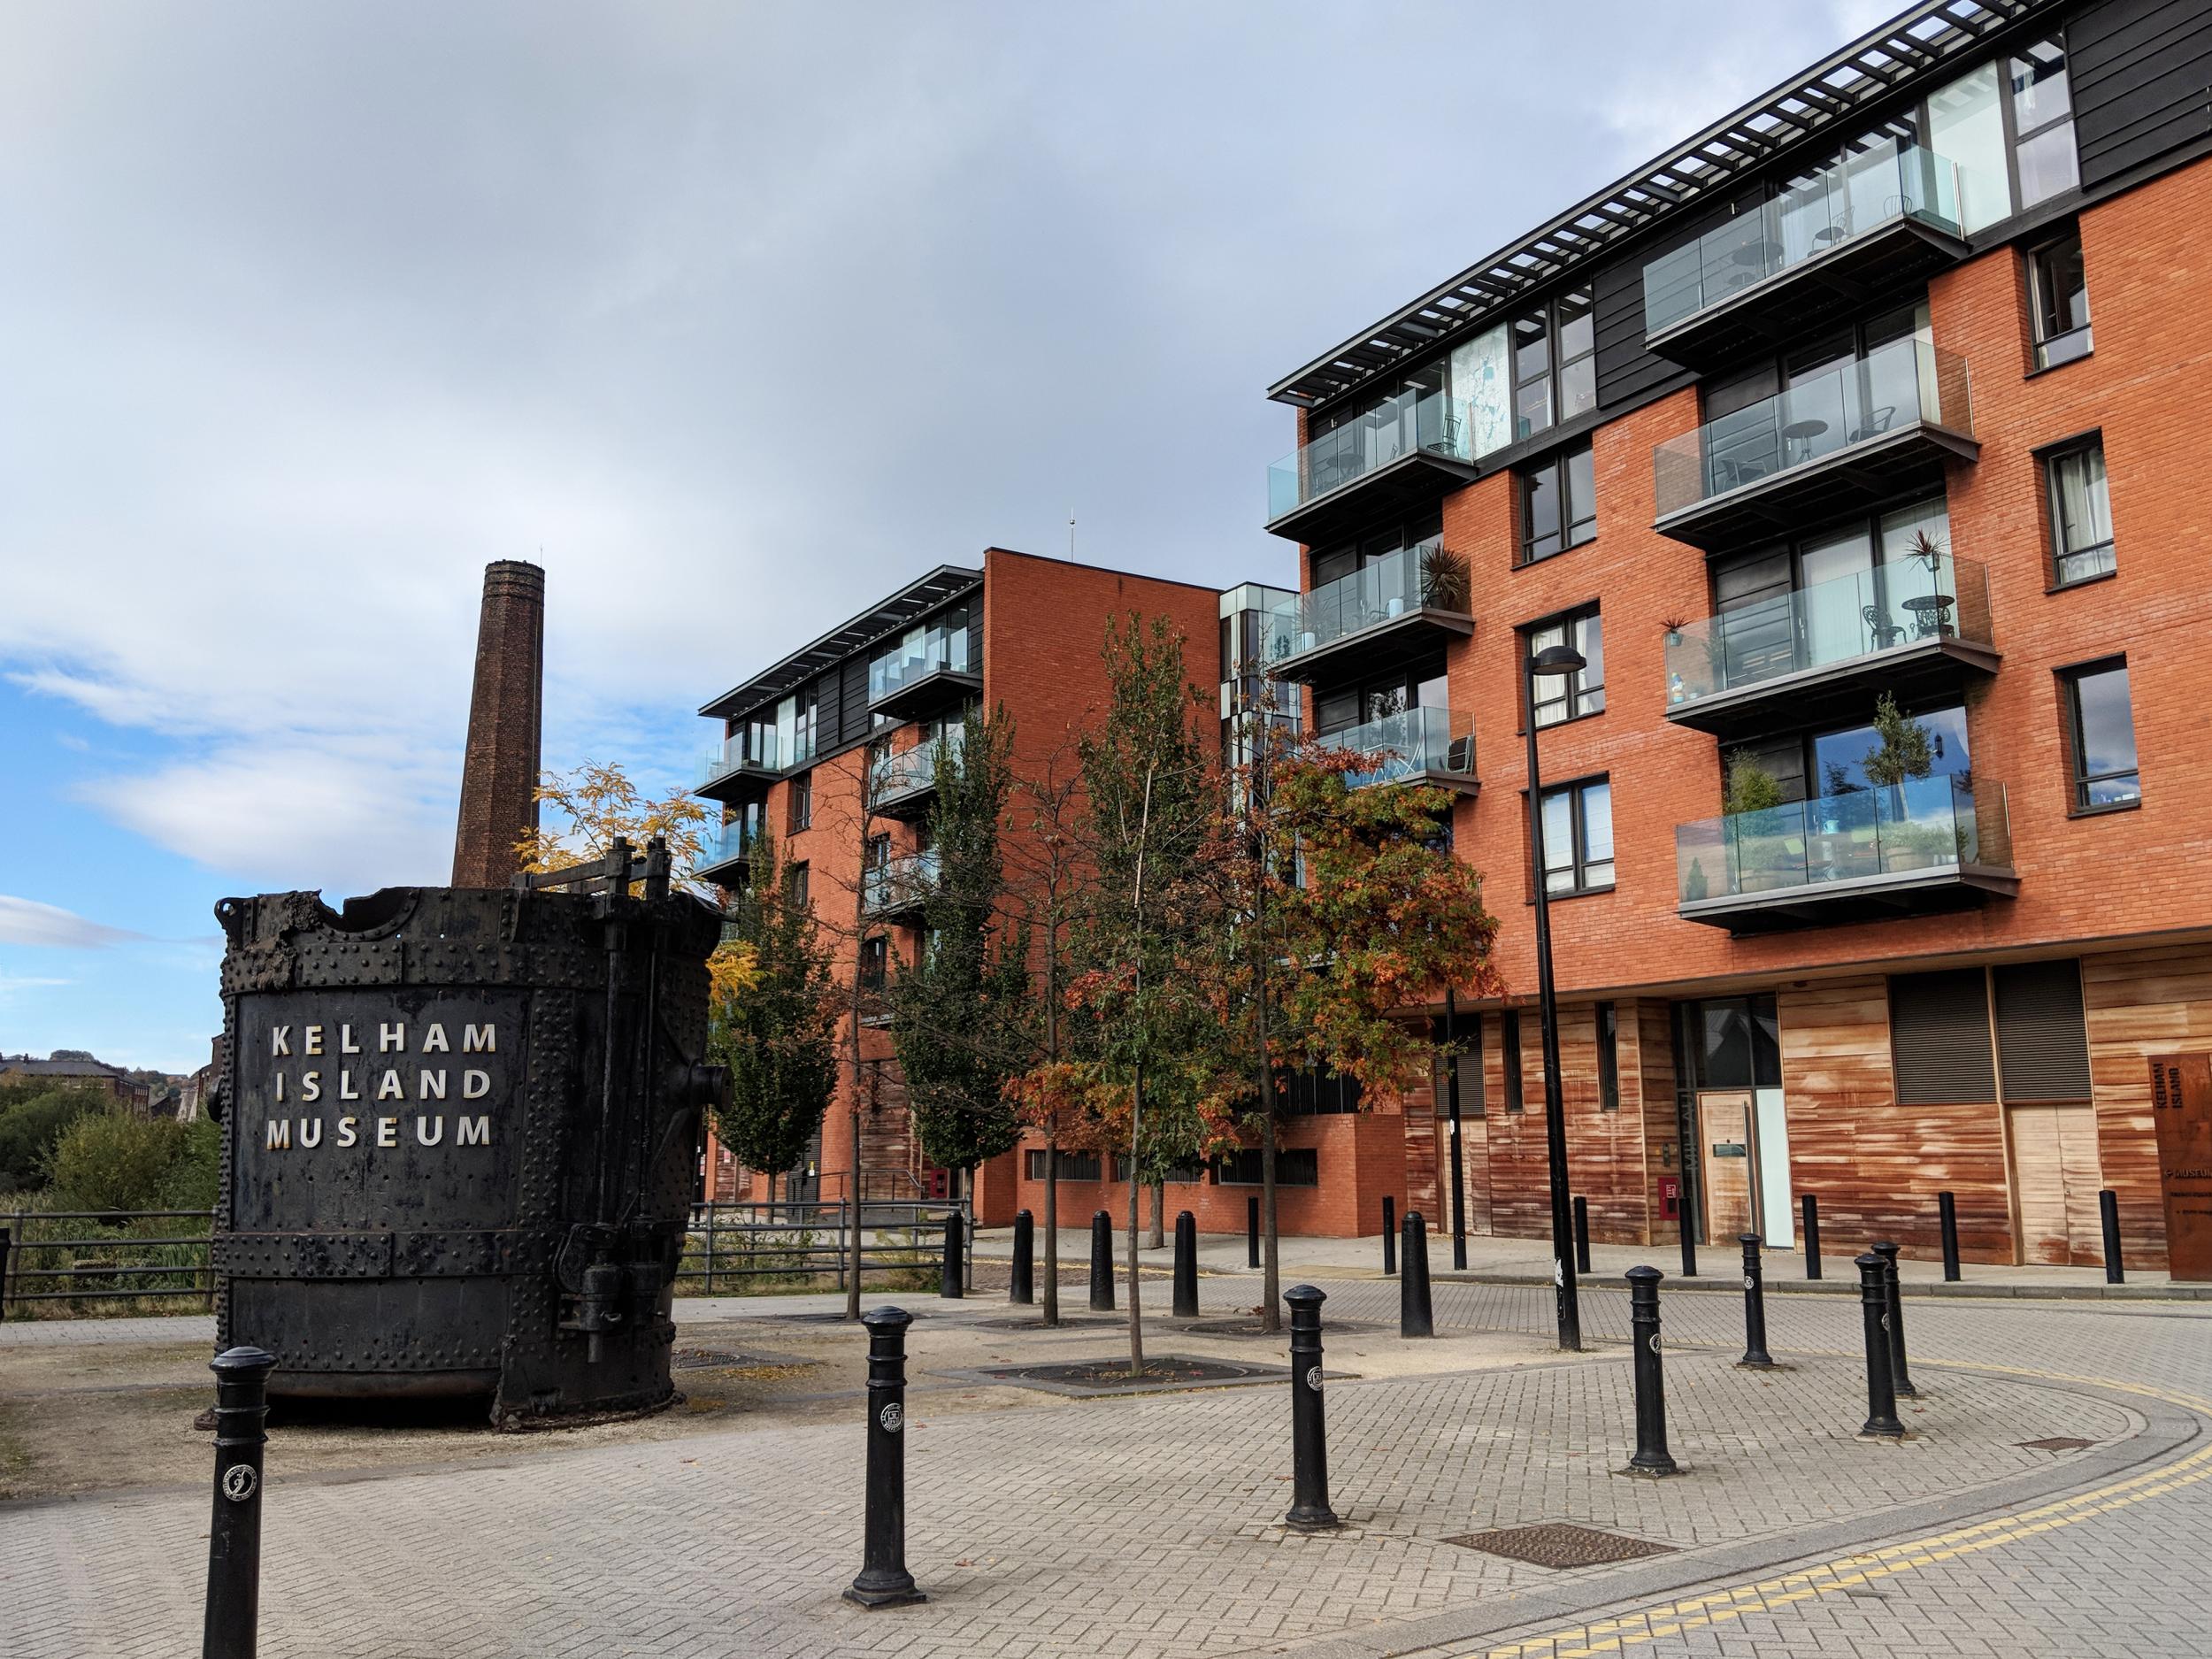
972;1356;1287;1396
1442;1523;1678;1570
2016;1437;2096;1451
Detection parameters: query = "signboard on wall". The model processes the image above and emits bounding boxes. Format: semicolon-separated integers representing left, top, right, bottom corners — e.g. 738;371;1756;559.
2148;1054;2212;1283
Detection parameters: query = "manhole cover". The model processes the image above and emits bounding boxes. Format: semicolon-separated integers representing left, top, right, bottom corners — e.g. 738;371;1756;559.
971;1355;1287;1396
2017;1436;2096;1451
1442;1524;1678;1570
1178;1317;1386;1338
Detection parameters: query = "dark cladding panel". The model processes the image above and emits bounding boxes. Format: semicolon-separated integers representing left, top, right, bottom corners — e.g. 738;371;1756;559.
839;655;872;749
1890;968;1998;1105
2070;0;2212;186
1593;256;1680;408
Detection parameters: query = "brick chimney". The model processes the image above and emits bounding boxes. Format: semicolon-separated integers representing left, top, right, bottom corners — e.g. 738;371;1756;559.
451;560;546;887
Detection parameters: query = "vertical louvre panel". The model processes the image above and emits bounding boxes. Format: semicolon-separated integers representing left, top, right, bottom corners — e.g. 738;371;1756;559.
1889;969;1996;1104
1993;959;2093;1102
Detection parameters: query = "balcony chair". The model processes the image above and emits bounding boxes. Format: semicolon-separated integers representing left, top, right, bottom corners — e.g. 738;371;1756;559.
1862;606;1909;649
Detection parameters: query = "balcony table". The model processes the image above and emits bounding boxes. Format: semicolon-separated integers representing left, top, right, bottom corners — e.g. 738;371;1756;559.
1901;593;1955;638
1780;418;1829;464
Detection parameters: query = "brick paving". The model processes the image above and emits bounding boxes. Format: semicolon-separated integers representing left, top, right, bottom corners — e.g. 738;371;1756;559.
3;1280;2209;1657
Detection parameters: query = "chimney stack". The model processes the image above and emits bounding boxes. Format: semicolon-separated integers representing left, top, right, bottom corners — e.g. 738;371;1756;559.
451;560;546;887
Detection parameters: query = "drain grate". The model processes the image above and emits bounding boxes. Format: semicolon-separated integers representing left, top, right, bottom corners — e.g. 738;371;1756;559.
670;1348;751;1371
2016;1436;2095;1452
1442;1523;1678;1570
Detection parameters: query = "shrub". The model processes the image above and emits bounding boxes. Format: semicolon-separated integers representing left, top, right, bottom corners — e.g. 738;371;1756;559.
0;1086;101;1194
45;1111;199;1214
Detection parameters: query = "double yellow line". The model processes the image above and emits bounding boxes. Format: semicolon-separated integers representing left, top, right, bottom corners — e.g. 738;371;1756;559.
1467;1363;2212;1659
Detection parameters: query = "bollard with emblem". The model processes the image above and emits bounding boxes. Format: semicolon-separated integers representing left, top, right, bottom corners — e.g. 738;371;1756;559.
1737;1233;1776;1369
846;1307;926;1608
1623;1267;1678;1476
1573;1195;1593;1275
939;1209;964;1300
1381;1195;1397;1277
1400;1210;1433;1338
1938;1191;1962;1282
1172;1210;1199;1318
202;1345;277;1659
2101;1189;2124;1285
1855;1253;1904;1438
1010;1209;1033;1305
1247;1194;1260;1270
1089;1210;1114;1312
1871;1240;1917;1398
1801;1193;1821;1280
1283;1284;1339;1531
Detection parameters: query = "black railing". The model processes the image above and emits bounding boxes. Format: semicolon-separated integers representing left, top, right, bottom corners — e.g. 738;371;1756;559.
1;1208;219;1313
672;1200;972;1294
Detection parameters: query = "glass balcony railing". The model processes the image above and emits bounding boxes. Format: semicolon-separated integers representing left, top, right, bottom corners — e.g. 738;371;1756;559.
1664;551;1991;710
1675;775;2009;907
698;723;810;788
870;728;964;802
1313;706;1475;789
1654;338;1972;518
1643;141;1978;336
869;621;975;705
1263;545;1471;667
863;849;941;915
695;820;758;874
1267;386;1471;520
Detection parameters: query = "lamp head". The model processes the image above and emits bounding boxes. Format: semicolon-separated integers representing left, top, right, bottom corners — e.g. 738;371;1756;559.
1528;643;1586;680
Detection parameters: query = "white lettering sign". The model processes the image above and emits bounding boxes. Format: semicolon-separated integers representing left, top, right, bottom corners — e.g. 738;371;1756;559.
258;1013;503;1154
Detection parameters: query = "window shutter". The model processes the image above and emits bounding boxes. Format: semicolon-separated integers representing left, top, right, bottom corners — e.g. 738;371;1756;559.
1889;969;1996;1104
1993;960;2093;1102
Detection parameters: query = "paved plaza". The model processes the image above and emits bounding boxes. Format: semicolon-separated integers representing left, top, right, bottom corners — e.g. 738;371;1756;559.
5;1265;2212;1658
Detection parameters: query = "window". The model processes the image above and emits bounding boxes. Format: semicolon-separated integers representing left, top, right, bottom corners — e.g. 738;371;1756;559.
1214;1147;1318;1187
1526;609;1604;727
1501;1011;1524;1113
2028;231;2091;369
2061;658;2139;810
2045;439;2113;585
1519;442;1596;563
1890;969;1998;1104
1434;1023;1484;1120
2009;37;2078;208
1540;778;1615;895
787;771;813;833
1597;1002;1619;1112
783;861;810;910
1025;1148;1101;1182
1509;286;1595;440
1282;1064;1363;1115
858;934;888;995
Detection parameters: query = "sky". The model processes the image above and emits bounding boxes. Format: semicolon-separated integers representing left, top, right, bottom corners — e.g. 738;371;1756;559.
0;0;1903;1072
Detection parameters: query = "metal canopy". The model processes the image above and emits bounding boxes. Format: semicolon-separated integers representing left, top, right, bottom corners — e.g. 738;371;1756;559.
1267;0;2051;411
699;565;983;721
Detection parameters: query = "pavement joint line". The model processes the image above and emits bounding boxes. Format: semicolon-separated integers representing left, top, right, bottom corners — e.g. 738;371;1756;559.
1454;1360;2212;1659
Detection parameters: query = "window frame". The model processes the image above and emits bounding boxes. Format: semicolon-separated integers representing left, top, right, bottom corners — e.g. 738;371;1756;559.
2003;34;2079;211
1524;606;1606;729
1501;1011;1525;1114
2058;655;2141;814
1509;285;1595;442
1518;442;1598;565
2041;434;2115;589
1537;775;1617;897
2026;227;2092;372
786;770;813;833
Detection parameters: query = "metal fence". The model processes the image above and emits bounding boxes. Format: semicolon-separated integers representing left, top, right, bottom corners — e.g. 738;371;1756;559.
0;1208;219;1312
673;1199;972;1294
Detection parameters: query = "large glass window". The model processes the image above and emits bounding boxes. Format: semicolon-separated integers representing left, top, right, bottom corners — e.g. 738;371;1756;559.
1510;286;1595;442
2047;439;2114;586
2062;658;2139;810
1540;778;1615;895
2029;230;2092;369
2010;37;2078;207
1520;442;1596;563
1929;61;2010;233
1527;609;1604;727
787;771;812;833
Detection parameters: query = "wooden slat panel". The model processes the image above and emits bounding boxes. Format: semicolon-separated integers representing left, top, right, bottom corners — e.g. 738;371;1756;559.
2010;1104;2071;1265
1699;1091;1755;1239
1638;1000;1687;1244
2081;946;2212;1271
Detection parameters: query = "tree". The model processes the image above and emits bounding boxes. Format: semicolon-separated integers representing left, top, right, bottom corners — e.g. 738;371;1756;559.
1863;692;1936;787
0;1084;101;1194
1724;750;1786;815
45;1110;211;1212
710;831;841;1203
890;707;1030;1207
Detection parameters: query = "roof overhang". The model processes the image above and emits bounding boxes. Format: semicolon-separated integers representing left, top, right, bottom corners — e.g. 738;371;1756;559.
699;565;982;723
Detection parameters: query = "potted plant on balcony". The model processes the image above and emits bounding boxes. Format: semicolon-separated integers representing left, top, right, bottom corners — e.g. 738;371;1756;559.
1723;751;1795;893
1862;692;1941;871
1419;544;1471;614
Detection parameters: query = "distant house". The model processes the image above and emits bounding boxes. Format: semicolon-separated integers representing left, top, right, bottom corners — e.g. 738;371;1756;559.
0;1052;130;1101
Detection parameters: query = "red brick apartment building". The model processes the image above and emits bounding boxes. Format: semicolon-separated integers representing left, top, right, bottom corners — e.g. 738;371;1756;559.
693;548;1281;1222
1255;0;2212;1266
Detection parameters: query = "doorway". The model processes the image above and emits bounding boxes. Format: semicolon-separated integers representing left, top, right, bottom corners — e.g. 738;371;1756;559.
1674;995;1789;1247
2007;1103;2102;1266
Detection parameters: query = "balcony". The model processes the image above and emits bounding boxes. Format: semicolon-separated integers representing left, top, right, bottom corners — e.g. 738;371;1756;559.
1675;775;2016;934
1652;339;1978;551
1663;551;1998;741
869;729;963;821
694;821;759;885
696;726;809;802
863;849;940;921
1264;386;1479;546
1641;141;1976;370
869;624;979;722
1265;546;1473;685
1313;706;1478;796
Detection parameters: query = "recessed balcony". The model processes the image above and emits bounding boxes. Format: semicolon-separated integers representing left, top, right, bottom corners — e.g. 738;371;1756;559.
1641;140;1978;371
863;849;940;922
696;727;810;803
869;729;963;821
1313;706;1477;796
694;822;759;886
1264;386;1479;546
869;620;979;722
1652;339;1978;551
1675;775;2016;935
1663;550;1998;742
1265;546;1473;686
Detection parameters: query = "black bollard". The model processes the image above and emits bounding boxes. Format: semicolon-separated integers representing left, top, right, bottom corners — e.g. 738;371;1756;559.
1623;1267;1679;1476
1172;1210;1199;1318
1381;1195;1397;1277
940;1210;964;1300
845;1307;926;1608
0;1224;11;1316
1089;1210;1114;1312
2101;1189;2124;1285
1283;1284;1340;1531
1399;1210;1433;1338
1737;1233;1775;1368
1938;1191;1962;1282
201;1346;276;1659
1573;1195;1593;1275
1010;1209;1034;1305
1247;1194;1260;1270
1801;1194;1821;1280
1678;1207;1697;1279
1872;1240;1917;1398
1855;1253;1904;1438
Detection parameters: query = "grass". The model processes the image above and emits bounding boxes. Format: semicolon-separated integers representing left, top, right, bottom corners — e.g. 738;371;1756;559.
0;1194;217;1321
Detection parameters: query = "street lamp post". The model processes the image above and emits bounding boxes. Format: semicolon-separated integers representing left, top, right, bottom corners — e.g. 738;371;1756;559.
1526;643;1585;1353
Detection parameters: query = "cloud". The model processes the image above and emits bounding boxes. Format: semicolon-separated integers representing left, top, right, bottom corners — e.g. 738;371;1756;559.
0;975;75;994
0;896;147;949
